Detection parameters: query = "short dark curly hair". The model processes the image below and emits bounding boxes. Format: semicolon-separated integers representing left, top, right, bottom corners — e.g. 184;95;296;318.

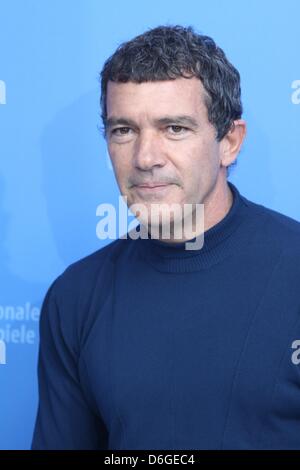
99;24;243;174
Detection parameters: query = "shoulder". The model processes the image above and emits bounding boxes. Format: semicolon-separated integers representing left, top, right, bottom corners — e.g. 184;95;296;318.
244;197;300;234
240;194;300;253
53;237;129;294
39;237;133;352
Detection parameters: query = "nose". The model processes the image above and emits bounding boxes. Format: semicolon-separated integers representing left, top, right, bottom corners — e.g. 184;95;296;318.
132;129;167;171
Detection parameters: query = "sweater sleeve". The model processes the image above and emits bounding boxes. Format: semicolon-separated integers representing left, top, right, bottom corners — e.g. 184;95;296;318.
31;278;109;450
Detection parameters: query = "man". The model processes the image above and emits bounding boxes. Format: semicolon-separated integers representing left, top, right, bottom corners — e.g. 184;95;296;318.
31;25;300;450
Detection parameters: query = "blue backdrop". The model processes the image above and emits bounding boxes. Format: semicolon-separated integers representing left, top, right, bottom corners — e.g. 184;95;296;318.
0;0;299;450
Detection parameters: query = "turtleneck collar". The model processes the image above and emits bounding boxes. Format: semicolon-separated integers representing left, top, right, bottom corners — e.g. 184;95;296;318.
136;181;250;273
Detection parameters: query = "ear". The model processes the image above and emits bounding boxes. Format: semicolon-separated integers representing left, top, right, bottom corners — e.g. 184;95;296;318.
219;119;247;168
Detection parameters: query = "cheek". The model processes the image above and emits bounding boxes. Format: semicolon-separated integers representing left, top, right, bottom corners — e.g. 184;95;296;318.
177;141;220;198
178;141;208;178
108;146;129;181
186;138;220;174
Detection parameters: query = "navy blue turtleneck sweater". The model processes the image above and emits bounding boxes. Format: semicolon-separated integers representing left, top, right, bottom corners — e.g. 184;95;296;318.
31;182;300;450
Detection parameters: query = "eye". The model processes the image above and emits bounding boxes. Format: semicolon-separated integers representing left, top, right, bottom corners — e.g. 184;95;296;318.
111;127;132;136
167;125;188;134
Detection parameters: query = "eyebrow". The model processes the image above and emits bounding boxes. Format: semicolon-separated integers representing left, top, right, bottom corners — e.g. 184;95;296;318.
105;115;199;131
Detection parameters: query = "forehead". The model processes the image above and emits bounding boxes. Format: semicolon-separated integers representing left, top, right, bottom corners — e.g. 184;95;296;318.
106;77;208;118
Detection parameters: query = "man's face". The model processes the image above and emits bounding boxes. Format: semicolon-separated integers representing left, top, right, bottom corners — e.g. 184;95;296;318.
105;76;224;232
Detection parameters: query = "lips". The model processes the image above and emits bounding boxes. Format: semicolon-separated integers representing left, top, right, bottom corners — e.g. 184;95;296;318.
133;183;174;196
136;183;169;188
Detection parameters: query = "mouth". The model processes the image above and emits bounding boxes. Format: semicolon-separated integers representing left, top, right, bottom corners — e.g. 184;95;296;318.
133;183;173;194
